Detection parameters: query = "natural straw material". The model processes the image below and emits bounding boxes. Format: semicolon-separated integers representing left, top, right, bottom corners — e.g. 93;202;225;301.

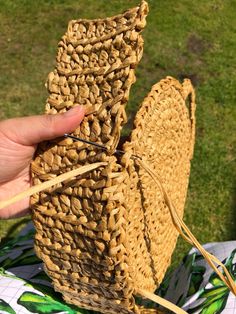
0;163;106;211
121;78;196;295
0;1;234;312
30;2;194;314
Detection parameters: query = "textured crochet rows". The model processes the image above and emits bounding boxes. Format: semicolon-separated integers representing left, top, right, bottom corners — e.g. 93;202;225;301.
30;1;195;314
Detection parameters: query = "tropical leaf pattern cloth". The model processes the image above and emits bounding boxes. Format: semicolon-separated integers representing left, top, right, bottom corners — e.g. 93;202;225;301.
0;223;235;313
158;242;236;313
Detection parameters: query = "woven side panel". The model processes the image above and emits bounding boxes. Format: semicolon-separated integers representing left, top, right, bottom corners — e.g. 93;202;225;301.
31;2;148;314
122;77;195;293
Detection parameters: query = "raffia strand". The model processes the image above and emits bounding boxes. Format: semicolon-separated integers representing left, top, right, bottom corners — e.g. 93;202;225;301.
0;162;107;211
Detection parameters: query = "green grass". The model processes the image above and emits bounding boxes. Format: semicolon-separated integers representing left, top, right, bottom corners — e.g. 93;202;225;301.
0;0;236;270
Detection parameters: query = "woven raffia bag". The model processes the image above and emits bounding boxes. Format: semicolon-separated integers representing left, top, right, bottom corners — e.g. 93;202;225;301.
0;1;235;314
29;2;193;312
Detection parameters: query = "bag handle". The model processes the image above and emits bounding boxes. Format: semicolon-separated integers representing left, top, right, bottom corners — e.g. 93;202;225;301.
182;78;196;160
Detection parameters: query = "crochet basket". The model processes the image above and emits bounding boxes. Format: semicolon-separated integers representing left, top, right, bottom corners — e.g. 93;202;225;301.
30;2;196;313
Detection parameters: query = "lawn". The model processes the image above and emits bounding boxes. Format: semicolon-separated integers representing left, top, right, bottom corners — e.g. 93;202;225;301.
0;0;236;271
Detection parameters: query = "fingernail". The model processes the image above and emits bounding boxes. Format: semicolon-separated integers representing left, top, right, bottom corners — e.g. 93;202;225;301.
63;106;85;117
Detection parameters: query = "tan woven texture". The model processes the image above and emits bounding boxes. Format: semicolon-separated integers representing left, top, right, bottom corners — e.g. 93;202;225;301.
30;1;195;313
122;77;195;295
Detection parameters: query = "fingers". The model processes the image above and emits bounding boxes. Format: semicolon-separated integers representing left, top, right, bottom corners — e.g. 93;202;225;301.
0;203;30;219
0;106;85;146
0;174;31;219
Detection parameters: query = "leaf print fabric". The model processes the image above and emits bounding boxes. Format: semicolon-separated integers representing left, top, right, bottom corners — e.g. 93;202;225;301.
18;292;81;314
0;299;16;314
157;242;236;313
0;223;235;313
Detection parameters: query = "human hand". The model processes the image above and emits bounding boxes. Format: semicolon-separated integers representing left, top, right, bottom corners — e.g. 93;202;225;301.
0;106;85;219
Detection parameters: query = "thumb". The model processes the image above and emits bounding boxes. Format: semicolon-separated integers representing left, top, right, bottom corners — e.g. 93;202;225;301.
0;106;85;146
